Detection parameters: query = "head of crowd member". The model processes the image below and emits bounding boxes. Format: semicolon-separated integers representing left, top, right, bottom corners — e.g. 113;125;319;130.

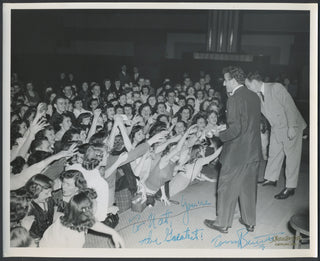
139;103;152;120
18;104;29;119
155;102;166;115
118;94;127;106
130;125;145;145
115;105;124;115
103;78;112;91
205;73;211;84
91;84;101;98
73;96;84;112
125;89;133;102
144;78;151;87
12;83;22;96
196;90;205;101
105;105;115;121
77;112;92;127
222;66;246;94
105;92;114;102
54;113;72;133
177;105;192;123
124;104;133;119
148;121;167;147
147;95;157;109
186;97;196;109
138;77;145;88
11;119;28;139
207;87;215;99
35;125;56;147
109;98;119;107
61;128;81;145
157;114;170;127
30;136;53;154
141;85;150;96
25;174;53;202
11;156;26;175
174;121;187;136
60;170;87;198
26;81;35;92
194;82;201;90
27;150;52;166
187;86;196;97
166;89;176;106
174;83;182;93
89;98;99;112
60;189;97;232
63;85;74;100
207;110;219;126
207;101;220;115
245;72;263;93
205;83;212;92
65;98;73;112
133;100;142;115
81;81;89;93
82;143;106;170
188;144;205;164
199;99;211;112
199;77;206;87
114;79;121;90
194;113;208;130
23;107;36;126
184;77;192;88
53;96;67;114
157;95;165;103
132;91;141;102
177;95;187;108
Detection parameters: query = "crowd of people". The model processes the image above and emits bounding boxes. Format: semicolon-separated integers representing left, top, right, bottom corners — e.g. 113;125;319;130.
9;64;306;247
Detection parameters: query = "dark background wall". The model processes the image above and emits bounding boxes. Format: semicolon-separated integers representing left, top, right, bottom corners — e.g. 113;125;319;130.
11;10;310;102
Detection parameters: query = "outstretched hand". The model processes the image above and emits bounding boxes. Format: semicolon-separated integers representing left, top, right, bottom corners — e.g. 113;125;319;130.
147;130;168;145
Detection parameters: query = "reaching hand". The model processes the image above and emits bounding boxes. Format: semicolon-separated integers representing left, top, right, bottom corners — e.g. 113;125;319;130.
57;143;78;158
30;118;48;136
36;102;47;117
93;109;102;118
112;231;125;248
147;131;168;145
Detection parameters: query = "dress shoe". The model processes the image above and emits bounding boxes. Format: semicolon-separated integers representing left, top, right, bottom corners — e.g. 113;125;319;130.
239;218;255;232
204;219;228;233
274;188;295;199
261;180;277;187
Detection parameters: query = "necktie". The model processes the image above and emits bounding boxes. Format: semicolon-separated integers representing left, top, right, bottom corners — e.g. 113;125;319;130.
169;105;174;117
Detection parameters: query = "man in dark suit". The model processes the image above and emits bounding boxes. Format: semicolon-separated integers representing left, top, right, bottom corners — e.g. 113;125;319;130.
204;66;262;233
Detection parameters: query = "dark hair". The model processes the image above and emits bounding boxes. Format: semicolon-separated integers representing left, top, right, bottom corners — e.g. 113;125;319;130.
53;113;71;132
187;144;204;164
27;151;52;166
157;114;169;123
52;95;66;105
10;120;26;148
77;112;92;125
61;128;81;144
11;156;26;175
222;66;246;85
130;125;144;142
246;71;263;82
29;136;49;154
149;121;167;138
60;170;87;190
60;189;97;232
82;144;105;170
25;174;53;199
22;107;36;123
10;190;30;224
138;103;151;116
10;227;33;247
192;112;208;126
72;96;83;104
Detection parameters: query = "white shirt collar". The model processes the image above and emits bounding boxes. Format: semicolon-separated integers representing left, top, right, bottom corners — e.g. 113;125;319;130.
261;82;265;94
230;85;243;96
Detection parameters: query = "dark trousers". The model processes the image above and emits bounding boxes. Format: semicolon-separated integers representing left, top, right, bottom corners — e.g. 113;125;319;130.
216;161;260;227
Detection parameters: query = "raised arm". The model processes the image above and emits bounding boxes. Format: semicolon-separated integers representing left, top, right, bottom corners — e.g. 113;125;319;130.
10;144;77;190
197;146;222;166
85;109;101;143
114;115;133;151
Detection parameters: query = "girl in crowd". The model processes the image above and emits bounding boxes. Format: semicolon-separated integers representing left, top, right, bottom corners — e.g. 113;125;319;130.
39;189;124;248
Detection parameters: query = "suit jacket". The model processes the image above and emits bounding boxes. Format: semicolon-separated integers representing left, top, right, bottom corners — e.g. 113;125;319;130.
261;82;307;142
119;72;131;85
219;86;262;169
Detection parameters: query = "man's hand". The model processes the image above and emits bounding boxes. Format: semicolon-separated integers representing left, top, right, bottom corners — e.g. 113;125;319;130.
288;127;297;140
147;131;168;145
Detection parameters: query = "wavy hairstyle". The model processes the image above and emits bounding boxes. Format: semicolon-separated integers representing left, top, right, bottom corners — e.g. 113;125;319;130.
60;189;97;232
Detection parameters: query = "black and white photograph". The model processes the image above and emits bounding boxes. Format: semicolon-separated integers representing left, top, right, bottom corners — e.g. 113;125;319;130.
3;2;318;258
